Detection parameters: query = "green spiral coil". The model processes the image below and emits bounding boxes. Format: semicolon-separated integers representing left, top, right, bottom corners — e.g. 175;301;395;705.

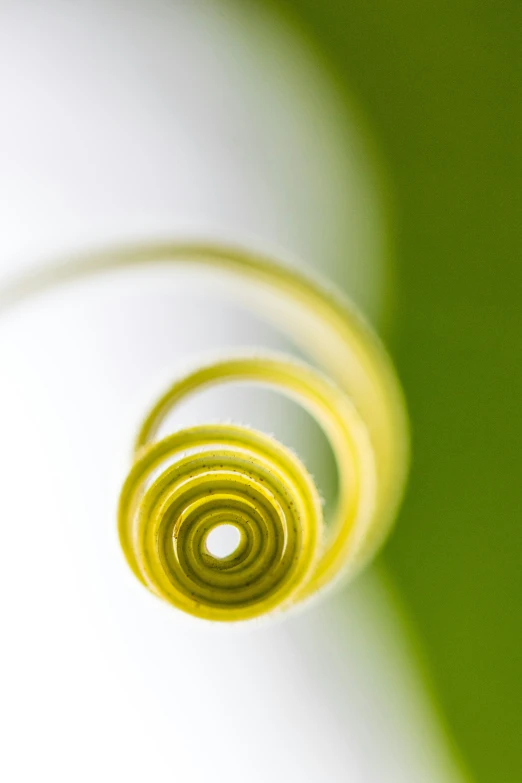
0;242;409;621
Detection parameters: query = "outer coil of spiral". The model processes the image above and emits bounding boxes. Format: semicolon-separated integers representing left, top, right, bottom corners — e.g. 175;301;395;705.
0;242;409;621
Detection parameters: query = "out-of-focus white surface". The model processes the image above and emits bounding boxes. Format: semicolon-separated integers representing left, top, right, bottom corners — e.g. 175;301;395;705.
0;0;386;318
0;2;464;782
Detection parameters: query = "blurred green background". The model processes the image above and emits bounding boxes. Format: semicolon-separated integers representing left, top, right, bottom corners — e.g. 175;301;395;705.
265;1;521;781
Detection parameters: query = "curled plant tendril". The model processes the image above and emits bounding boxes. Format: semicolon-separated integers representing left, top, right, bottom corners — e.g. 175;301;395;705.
0;242;409;621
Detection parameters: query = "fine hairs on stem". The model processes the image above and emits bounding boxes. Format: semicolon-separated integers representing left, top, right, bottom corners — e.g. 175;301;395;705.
0;241;409;621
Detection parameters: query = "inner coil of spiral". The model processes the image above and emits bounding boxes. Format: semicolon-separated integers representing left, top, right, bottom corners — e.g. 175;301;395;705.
119;355;376;621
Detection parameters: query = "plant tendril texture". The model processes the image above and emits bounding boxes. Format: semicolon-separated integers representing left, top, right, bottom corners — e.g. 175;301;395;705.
0;242;409;621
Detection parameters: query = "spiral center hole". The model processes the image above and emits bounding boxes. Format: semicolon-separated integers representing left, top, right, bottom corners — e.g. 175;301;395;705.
206;524;241;559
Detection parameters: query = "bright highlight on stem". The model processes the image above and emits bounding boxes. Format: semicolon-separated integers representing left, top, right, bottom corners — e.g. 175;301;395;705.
0;242;409;621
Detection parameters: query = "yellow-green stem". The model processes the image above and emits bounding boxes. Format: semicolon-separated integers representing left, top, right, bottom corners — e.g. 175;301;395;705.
0;241;409;621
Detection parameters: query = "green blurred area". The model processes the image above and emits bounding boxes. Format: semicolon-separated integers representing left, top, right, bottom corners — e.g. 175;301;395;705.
263;0;522;780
